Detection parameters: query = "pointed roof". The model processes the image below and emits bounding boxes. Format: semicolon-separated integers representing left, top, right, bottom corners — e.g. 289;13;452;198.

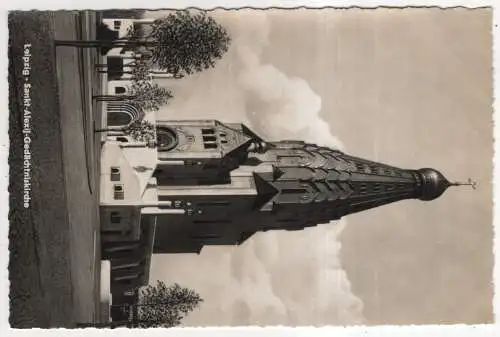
214;121;264;161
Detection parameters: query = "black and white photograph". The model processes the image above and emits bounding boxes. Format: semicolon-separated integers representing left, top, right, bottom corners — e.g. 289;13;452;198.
7;5;494;329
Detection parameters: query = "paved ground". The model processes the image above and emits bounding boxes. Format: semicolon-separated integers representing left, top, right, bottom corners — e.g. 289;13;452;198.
9;11;102;328
53;11;103;326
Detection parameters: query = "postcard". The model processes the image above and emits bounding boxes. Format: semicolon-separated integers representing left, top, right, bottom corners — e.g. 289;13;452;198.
7;6;493;328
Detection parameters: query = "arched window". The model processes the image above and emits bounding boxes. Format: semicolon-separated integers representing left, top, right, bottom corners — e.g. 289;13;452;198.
107;102;143;127
108;111;132;126
114;184;124;200
114;86;126;94
111;167;121;181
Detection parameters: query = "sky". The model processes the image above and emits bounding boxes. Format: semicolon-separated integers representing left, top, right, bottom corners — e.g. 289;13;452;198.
146;8;493;326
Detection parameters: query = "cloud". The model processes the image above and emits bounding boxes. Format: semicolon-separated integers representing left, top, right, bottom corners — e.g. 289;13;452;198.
234;19;344;151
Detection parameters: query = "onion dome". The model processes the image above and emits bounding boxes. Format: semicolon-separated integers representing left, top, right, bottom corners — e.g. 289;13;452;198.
416;168;476;201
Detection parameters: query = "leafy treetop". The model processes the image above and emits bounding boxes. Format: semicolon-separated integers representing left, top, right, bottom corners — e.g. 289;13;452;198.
133;281;204;328
149;11;231;76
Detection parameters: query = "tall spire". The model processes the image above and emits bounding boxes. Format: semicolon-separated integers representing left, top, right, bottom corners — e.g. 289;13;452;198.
249;143;466;225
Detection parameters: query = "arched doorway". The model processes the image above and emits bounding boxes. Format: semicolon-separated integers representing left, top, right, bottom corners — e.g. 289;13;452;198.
108;110;132;127
107;102;144;127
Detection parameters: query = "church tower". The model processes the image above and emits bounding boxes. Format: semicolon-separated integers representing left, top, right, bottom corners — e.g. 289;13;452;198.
147;120;474;254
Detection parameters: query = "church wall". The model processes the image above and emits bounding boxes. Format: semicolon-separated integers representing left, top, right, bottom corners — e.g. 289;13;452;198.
151;191;258;254
104;212;157;293
100;206;141;243
157;124;222;159
154;161;229;186
156;120;249;160
100;144;144;204
107;79;133;96
157;171;256;195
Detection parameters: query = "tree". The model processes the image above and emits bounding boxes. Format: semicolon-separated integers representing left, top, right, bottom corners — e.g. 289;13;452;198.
148;11;231;75
95;119;157;148
94;48;155;77
77;282;202;328
56;11;231;76
130;59;153;82
131;281;203;328
93;81;173;112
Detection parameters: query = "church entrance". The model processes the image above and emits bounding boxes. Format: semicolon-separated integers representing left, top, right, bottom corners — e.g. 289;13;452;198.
108;110;132;127
106;102;143;127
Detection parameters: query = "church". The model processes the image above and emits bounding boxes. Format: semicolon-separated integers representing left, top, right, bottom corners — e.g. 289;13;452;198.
99;117;472;295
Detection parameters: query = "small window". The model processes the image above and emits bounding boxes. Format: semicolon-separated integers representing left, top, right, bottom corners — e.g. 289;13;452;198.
110;211;121;224
114;86;126;94
202;128;215;135
114;184;124;200
204;143;217;149
113;20;121;30
116;136;129;143
203;135;217;142
111;167;121;181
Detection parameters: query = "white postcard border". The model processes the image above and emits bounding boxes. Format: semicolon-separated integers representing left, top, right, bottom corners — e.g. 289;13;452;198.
0;1;497;336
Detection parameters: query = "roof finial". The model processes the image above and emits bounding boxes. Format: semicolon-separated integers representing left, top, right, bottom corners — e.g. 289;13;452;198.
450;178;477;190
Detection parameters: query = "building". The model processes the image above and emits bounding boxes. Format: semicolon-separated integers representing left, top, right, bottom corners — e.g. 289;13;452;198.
99;118;474;298
102;18;156;40
100;17;182;83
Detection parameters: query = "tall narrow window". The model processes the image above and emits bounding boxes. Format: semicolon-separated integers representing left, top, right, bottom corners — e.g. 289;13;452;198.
114;184;124;200
202;128;215;135
113;20;121;30
111;167;121;182
110;211;121;224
